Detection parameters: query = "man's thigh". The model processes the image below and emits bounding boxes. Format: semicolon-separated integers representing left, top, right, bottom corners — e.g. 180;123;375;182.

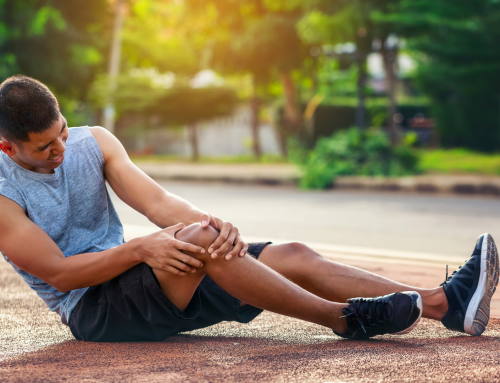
152;223;218;311
152;268;205;311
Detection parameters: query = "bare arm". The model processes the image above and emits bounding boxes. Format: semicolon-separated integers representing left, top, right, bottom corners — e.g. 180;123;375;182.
90;127;249;259
90;127;204;228
0;196;205;292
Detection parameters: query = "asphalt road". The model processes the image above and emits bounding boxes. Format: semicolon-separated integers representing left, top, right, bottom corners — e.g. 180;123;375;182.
112;181;500;258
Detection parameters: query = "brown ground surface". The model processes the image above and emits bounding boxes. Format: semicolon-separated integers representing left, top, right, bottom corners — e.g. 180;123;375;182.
2;257;500;382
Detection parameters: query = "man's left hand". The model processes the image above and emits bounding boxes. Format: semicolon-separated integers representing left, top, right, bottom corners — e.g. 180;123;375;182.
200;214;248;260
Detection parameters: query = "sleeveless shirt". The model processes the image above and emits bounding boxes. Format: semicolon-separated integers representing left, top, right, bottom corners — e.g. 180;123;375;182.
0;127;125;325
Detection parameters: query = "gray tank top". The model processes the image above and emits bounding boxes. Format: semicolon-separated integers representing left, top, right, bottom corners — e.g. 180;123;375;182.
0;126;124;325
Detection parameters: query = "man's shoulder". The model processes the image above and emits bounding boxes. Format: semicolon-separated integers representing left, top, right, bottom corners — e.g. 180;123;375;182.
66;126;91;146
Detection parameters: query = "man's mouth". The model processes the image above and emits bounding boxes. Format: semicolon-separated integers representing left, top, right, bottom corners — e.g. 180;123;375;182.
48;153;64;163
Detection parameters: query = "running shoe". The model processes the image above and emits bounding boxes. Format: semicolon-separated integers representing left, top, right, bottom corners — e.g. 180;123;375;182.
441;233;499;336
334;291;423;340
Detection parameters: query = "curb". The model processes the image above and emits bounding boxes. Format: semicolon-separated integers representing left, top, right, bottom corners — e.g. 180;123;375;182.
135;162;300;185
135;162;500;196
334;175;500;196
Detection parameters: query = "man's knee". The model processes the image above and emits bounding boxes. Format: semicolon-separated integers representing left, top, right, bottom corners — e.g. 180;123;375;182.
283;242;322;262
175;223;219;252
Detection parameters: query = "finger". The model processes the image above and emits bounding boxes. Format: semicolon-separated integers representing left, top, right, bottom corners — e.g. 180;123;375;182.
160;265;187;276
165;265;188;276
208;216;224;231
209;224;232;254
226;240;243;261
239;242;249;257
169;259;196;274
201;213;210;228
172;248;204;268
174;239;206;255
215;230;238;260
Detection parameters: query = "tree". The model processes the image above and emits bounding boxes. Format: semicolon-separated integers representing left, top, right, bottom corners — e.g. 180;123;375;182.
297;1;374;132
295;0;404;143
375;0;500;151
184;0;311;157
94;0;240;160
0;0;109;119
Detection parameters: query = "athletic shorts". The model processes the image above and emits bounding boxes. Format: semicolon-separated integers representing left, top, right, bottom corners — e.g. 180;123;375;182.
68;242;272;342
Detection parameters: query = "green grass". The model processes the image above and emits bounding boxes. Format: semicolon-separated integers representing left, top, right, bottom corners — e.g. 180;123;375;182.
130;153;287;164
420;149;500;175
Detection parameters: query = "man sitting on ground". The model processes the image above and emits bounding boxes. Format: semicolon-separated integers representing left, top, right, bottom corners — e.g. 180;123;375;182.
0;75;498;342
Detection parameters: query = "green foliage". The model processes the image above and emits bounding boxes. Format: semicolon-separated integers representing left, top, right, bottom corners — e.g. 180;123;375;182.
0;0;108;99
291;128;420;189
374;0;500;152
121;1;198;75
90;72;240;127
184;0;310;83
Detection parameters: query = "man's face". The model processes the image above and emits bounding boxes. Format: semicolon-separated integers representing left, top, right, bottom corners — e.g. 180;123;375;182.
2;115;69;173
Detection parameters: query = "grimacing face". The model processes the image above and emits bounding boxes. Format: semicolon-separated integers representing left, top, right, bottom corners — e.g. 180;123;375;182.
1;115;69;174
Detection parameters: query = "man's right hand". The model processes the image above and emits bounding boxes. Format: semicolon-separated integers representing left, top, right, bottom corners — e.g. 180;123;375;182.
135;223;206;276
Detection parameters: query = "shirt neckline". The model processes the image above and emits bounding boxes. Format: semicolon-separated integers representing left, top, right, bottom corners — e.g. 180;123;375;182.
0;151;60;181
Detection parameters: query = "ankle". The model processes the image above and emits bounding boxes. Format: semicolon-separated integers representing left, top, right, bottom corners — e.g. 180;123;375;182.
329;304;350;333
422;287;448;321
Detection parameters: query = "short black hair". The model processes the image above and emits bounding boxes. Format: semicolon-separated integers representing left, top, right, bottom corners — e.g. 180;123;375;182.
0;75;60;142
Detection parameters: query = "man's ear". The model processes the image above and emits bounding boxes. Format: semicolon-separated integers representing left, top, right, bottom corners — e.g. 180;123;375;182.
0;140;17;156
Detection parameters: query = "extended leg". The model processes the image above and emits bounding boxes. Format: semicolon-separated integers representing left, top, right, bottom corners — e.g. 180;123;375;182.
151;224;350;333
258;243;448;321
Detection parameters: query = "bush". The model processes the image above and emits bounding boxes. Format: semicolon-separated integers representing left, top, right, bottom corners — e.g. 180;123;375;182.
291;128;421;189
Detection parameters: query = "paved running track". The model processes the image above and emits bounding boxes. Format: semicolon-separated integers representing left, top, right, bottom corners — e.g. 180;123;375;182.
2;183;500;381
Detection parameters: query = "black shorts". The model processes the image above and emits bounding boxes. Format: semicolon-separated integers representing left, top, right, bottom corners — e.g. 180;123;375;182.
68;242;271;342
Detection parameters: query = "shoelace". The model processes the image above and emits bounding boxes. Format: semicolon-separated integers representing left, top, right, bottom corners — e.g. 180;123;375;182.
440;261;467;286
340;298;390;334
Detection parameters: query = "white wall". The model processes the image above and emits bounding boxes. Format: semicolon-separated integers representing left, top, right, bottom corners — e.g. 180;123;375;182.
143;106;282;157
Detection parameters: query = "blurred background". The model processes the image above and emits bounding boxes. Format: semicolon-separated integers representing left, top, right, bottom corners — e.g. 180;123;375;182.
2;0;500;259
2;0;500;177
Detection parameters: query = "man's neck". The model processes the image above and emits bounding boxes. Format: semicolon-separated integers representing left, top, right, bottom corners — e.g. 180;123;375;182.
8;153;54;174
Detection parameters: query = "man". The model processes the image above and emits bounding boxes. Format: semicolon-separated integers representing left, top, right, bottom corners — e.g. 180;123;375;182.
0;75;498;342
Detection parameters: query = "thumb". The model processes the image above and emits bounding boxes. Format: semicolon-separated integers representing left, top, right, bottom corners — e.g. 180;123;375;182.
201;213;210;228
164;222;186;235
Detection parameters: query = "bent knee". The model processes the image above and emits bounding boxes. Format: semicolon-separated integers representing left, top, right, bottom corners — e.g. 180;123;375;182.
283;242;322;261
175;223;219;252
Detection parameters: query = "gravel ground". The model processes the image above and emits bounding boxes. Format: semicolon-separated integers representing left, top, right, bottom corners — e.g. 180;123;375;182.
2;253;500;382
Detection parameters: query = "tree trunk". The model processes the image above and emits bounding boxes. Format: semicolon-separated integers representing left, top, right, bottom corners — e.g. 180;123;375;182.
188;123;199;162
278;71;302;157
250;78;262;159
381;38;400;145
355;56;367;130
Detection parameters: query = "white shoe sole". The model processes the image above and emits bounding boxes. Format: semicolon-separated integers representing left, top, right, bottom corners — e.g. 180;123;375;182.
464;233;500;336
395;292;423;335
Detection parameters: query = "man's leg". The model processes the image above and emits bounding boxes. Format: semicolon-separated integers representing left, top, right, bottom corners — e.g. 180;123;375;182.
151;224;351;333
257;243;448;321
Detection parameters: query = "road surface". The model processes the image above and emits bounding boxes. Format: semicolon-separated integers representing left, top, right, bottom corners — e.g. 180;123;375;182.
2;183;500;381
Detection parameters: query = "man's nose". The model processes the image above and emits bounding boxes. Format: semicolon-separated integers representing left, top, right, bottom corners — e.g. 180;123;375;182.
53;136;66;153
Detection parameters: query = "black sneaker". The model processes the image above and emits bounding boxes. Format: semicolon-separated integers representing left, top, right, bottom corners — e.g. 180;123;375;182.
334;291;423;340
441;233;499;336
